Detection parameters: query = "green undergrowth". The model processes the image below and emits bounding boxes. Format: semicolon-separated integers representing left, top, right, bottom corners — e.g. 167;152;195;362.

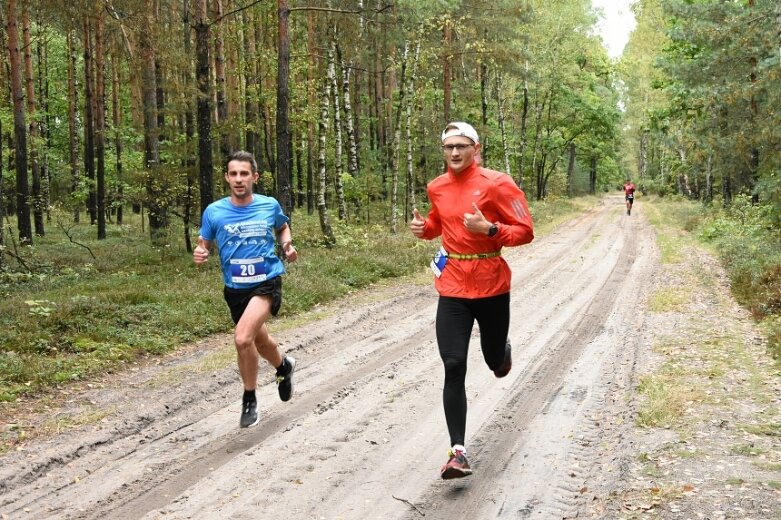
0;196;582;402
646;195;781;359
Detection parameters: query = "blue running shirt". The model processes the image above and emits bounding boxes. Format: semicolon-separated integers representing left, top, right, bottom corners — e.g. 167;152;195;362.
199;194;290;289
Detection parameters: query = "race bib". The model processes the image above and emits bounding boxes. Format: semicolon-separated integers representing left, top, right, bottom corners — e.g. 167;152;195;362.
430;247;448;278
627;193;634;200
229;257;268;284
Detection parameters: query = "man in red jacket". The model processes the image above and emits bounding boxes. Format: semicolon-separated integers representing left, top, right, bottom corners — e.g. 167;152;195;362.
623;179;636;215
409;122;534;479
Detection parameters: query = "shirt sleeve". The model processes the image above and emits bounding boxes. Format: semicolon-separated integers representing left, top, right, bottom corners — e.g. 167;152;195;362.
419;186;443;240
491;176;534;247
273;199;290;230
199;206;215;241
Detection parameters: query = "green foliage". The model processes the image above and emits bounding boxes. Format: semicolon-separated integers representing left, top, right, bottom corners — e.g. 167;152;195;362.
645;195;781;359
698;196;781;327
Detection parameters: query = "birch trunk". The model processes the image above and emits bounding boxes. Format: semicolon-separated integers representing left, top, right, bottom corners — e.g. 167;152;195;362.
306;11;316;214
67;31;80;223
337;43;358;180
316;78;336;246
496;74;511;177
328;40;346;220
516;61;529;187
405;41;420;215
388;41;408;234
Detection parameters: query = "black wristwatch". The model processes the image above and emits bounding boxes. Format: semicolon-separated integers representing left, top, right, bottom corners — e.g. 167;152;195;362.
487;224;498;237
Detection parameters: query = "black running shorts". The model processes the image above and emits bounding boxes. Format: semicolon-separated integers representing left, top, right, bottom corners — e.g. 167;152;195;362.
223;276;283;324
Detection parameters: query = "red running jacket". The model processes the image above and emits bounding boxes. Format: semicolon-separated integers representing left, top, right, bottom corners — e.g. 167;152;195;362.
419;162;534;298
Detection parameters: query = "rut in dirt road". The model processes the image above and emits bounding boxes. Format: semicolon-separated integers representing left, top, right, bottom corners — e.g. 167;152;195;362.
0;197;656;520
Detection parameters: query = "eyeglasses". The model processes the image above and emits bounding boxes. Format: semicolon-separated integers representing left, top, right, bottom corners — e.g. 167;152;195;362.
441;143;473;153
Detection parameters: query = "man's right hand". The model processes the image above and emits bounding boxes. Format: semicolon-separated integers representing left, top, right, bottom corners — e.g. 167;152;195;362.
193;245;209;265
410;208;425;238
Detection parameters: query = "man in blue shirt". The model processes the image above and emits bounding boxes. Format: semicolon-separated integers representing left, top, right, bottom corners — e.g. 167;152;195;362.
194;151;299;428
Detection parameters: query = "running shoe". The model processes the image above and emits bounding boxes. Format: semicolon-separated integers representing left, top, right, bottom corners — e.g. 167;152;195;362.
440;448;472;479
494;341;512;378
276;356;296;402
240;398;259;428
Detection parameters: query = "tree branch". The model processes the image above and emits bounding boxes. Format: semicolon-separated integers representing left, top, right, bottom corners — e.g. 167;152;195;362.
56;219;97;260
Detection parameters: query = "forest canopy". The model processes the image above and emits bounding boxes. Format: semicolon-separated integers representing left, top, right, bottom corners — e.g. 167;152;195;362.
1;0;624;249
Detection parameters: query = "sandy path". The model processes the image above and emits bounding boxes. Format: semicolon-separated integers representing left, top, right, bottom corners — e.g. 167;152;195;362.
0;195;658;519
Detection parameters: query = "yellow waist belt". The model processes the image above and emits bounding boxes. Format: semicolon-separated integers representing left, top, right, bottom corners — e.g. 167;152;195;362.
447;250;502;260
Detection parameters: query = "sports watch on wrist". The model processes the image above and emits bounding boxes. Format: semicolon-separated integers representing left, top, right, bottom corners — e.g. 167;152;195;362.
487;224;498;237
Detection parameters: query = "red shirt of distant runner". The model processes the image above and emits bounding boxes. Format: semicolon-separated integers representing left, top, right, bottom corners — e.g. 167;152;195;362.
418;161;534;298
624;182;636;196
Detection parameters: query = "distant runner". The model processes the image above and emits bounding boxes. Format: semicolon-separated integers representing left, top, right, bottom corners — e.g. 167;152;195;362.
623;179;636;216
194;150;298;428
409;122;534;479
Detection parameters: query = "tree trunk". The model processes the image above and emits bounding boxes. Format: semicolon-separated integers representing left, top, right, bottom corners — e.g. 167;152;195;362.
5;0;32;245
328;39;346;221
23;8;43;236
516;61;529;187
295;129;303;208
181;0;196;252
112;55;123;225
337;43;358;180
212;0;230;159
480;57;489;164
67;31;80;223
496;74;511;178
638;130;647;183
405;41;420;216
83;16;97;225
195;0;213;217
95;11;107;239
748;0;759;204
36;23;51;224
316;78;336;246
443;18;452;124
276;0;293;214
566;142;576;197
704;154;713;204
140;2;166;242
589;157;597;195
306;11;316;214
0;106;4;263
388;41;408;233
243;11;260;160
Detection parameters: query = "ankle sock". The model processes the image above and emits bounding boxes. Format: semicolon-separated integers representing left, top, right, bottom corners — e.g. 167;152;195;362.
243;389;256;402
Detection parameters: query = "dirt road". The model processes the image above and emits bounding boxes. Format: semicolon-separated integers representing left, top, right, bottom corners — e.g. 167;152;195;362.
2;196;773;519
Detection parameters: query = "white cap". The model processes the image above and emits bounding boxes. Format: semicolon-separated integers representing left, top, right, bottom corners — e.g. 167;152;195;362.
441;122;479;144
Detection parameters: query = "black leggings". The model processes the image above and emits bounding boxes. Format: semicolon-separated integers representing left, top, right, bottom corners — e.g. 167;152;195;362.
436;293;510;447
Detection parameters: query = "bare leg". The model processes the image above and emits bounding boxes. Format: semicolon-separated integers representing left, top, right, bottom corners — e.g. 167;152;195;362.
254;321;284;368
233;295;281;390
